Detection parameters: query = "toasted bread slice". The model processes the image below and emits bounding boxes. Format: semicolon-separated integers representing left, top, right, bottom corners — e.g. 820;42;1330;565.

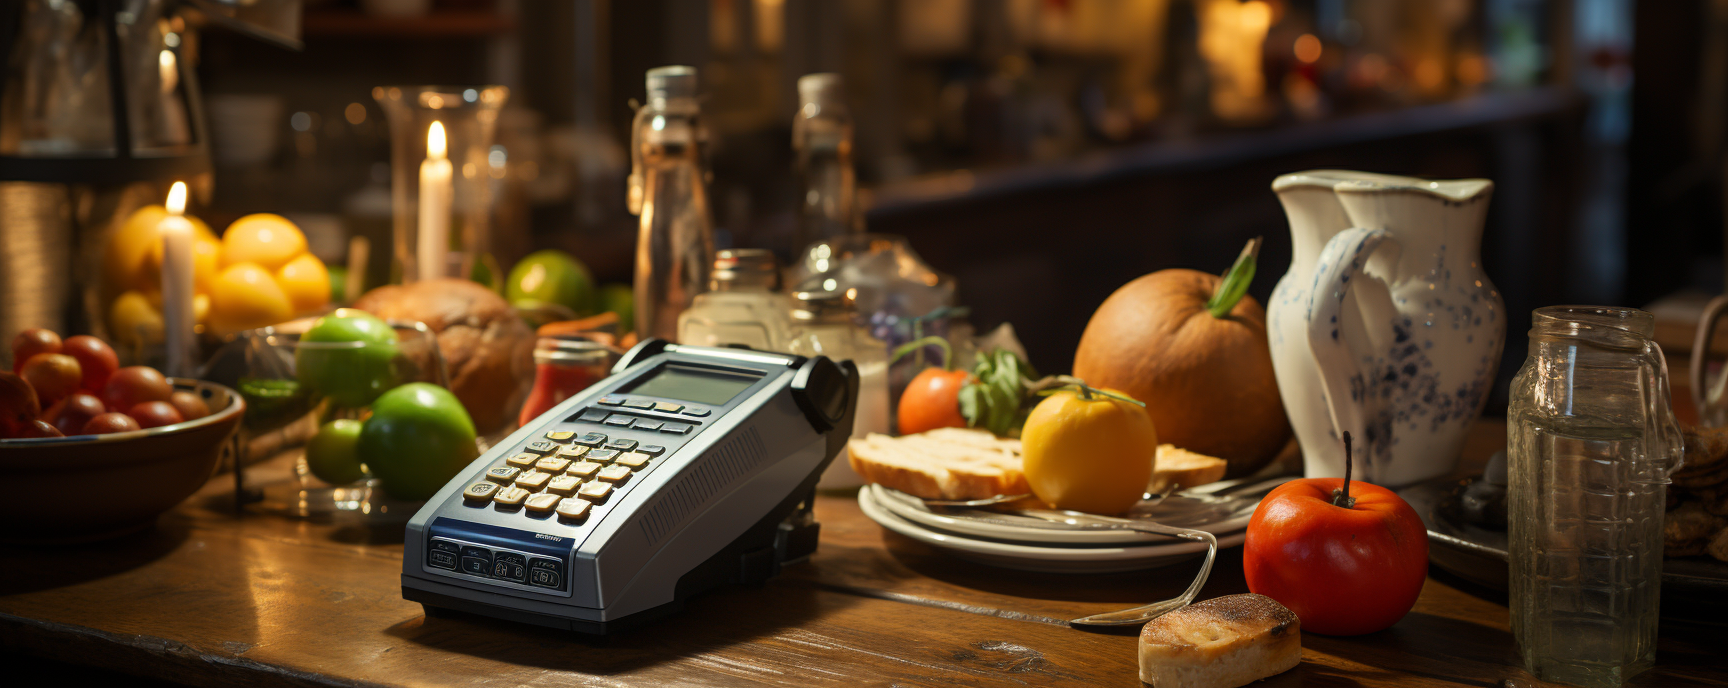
1139;594;1301;688
847;428;1027;500
1150;445;1229;493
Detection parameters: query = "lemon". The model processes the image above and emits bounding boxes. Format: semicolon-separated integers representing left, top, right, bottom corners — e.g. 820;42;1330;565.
208;262;295;334
109;290;165;348
220;213;307;271
1021;386;1158;514
276;253;332;314
105;204;215;297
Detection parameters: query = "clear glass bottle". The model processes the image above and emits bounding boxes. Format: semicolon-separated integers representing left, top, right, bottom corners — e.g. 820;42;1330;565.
792;73;857;254
787;290;890;488
630;66;716;341
1508;306;1684;688
677;249;794;351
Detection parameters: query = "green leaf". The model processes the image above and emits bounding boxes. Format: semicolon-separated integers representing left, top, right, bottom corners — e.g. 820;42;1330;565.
958;384;982;427
1206;237;1261;318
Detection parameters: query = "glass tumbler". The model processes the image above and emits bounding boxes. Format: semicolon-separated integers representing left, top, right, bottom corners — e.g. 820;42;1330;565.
373;85;509;285
1508;306;1684;688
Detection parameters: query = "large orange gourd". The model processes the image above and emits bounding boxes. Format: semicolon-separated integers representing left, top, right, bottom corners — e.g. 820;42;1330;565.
1072;244;1289;476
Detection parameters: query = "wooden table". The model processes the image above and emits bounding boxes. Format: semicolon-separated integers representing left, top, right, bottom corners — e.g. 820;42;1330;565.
2;420;1723;687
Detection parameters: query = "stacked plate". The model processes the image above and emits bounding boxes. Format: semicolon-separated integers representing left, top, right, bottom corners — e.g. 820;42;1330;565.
859;479;1281;574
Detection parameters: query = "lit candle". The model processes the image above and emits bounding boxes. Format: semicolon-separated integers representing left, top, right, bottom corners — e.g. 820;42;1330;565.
417;120;452;282
159;181;196;377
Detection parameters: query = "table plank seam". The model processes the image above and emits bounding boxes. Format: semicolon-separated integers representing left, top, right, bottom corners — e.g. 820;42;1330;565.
799;581;1072;628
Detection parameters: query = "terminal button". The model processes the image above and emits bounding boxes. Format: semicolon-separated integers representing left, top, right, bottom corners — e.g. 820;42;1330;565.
660;422;694;435
528;558;563;589
567;461;602;479
631;418;664;431
545;430;575;441
427;540;459;570
574;432;608;446
622;399;655;410
616;452;651;469
597;396;625;406
523;440;559;454
602;414;635;427
585;448;619;463
546;475;581;495
524;493;561;514
604;438;638;452
577;408;609;422
597;464;632;483
680;407;711;418
462;482;500;502
638;444;666;456
484;466;520;484
505;453;539;468
653;402;684;413
555;498;591;521
459;546;491;576
491;552;528;582
556;445;590;461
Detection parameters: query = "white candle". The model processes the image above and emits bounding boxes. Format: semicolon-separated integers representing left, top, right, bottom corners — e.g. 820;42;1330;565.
160;181;196;377
417;120;452;282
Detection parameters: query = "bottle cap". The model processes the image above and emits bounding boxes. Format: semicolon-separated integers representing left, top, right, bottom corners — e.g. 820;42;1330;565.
791;289;854;322
711;248;780;291
647;65;699;100
797;73;844;107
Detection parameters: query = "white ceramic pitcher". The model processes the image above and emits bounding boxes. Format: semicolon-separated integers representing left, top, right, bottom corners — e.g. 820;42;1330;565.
1268;170;1504;485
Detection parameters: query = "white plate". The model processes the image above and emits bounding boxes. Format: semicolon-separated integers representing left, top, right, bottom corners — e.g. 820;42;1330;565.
858;488;1247;574
868;484;1259;546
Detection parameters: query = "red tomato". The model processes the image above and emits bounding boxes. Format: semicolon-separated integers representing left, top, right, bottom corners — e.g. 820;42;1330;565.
61;335;119;392
128;401;184;429
19;353;81;408
14;419;62;438
10;328;60;374
82;412;141;435
43;393;106;435
896;367;971;435
1243;477;1428;636
102;366;173;411
168;391;210;422
0;371;39;437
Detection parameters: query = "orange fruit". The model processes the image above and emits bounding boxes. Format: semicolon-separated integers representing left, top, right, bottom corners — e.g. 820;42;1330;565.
105;205;215;298
208;262;294;334
220;214;307;271
276;253;332;314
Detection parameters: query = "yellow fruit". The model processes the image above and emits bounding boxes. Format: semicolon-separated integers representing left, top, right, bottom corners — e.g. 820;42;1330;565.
276;253;332;313
109;290;165;348
194;293;211;324
220;213;307;271
105;205;215;298
1021;386;1159;515
208;262;295;334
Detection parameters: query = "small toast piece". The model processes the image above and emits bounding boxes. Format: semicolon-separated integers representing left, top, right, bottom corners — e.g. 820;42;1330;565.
1139;594;1301;688
1149;445;1230;493
847;428;1027;500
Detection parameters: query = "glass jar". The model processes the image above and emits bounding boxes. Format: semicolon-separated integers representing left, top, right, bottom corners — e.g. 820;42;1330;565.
373;85;509;284
520;337;615;428
677;248;793;351
787;289;890;488
1508;306;1684;688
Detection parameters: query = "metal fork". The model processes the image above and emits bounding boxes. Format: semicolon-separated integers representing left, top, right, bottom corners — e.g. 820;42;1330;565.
955;509;1218;627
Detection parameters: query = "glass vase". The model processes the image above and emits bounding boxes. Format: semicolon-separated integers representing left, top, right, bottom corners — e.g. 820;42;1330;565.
372;85;509;285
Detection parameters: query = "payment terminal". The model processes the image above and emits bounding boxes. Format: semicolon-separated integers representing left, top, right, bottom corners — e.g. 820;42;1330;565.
401;339;858;633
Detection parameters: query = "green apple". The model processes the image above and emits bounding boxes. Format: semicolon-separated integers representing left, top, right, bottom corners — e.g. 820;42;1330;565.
306;419;366;485
295;308;399;408
507;250;596;317
358;383;478;501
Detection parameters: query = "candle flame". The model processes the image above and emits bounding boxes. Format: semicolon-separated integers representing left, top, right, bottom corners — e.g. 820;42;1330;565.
427;121;447;159
166;181;187;216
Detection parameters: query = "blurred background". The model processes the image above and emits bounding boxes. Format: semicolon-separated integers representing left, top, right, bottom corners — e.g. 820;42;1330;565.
5;0;1728;408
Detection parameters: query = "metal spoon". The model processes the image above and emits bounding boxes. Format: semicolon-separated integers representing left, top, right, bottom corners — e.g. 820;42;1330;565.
954;509;1218;627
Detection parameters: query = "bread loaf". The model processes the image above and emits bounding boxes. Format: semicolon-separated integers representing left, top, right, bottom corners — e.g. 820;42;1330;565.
1150;445;1229;493
1138;594;1301;688
353;279;534;433
847;429;1027;500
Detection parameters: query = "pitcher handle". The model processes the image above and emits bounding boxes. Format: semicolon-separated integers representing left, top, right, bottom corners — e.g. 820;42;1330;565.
1305;226;1393;480
1645;340;1687;478
1688;295;1728;420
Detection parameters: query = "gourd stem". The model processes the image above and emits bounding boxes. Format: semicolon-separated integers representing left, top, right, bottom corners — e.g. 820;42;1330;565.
1206;237;1262;318
890;335;954;370
1026;375;1146;407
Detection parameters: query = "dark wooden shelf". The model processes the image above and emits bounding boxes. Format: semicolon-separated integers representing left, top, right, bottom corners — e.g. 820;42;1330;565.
300;9;515;38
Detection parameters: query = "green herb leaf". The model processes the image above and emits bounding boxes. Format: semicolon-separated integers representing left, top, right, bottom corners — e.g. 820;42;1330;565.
1206;237;1261;318
958;384;982;428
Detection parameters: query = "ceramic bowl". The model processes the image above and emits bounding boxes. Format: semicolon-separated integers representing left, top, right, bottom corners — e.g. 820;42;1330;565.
0;379;244;543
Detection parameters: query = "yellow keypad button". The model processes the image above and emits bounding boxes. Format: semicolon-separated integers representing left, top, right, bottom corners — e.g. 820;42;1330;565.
577;481;613;501
535;457;571;473
555;497;591;520
615;452;651;469
556;445;590;461
567;461;602;479
524;493;561;513
545;430;575;441
485;466;521;484
494;486;530;506
505;453;538;469
515;470;552;491
597;464;632;483
462;482;500;502
547;475;582;496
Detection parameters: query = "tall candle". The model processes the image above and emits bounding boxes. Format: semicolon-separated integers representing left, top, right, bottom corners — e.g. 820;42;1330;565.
159;181;196;377
417;120;452;282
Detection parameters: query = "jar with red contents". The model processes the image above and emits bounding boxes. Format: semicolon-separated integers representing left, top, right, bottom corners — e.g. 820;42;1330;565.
518;337;614;427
